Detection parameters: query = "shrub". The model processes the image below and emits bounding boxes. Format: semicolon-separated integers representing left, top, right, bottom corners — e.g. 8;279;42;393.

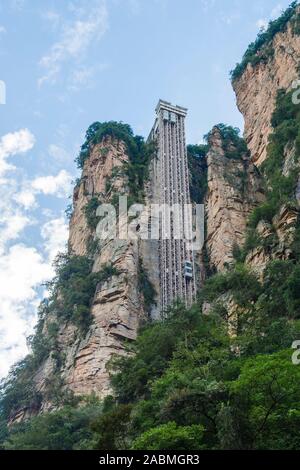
75;121;155;203
84;196;101;230
242;86;300;261
205;124;249;160
92;404;133;450
138;259;156;314
200;264;261;307
187;144;208;204
3;403;103;450
131;422;205;450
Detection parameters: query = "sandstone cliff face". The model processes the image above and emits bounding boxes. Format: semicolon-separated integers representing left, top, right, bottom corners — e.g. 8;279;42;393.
245;205;299;276
19;138;155;420
205;127;264;272
233;18;300;167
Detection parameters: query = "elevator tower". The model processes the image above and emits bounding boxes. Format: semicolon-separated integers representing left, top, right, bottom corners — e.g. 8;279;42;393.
148;100;196;312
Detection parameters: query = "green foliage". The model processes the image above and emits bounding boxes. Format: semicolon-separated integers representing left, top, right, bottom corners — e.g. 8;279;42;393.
292;219;300;258
187;144;208;204
110;303;204;403
84;196;101;230
202;257;300;322
3;403;103;450
126;137;156;202
0;358;43;421
107;289;300;450
240;87;300;260
200;264;261;307
86;236;100;256
229;350;300;449
76;121;155;203
292;9;300;33
231;2;299;81
2;292;300;449
259;260;300;319
92;404;133;450
138;259;156;315
47;254;119;332
47;254;95;331
76;121;135;169
131;422;205;450
248;202;277;228
205;124;249;160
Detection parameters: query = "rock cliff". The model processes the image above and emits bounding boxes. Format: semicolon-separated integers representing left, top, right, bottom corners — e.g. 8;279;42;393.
232;7;300;166
62;139;145;398
205;126;264;273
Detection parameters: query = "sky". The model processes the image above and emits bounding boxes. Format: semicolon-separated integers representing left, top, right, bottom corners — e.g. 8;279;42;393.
0;0;294;378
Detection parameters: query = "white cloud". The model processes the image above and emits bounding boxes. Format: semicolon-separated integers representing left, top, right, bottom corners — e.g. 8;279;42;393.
41;216;69;262
0;212;31;253
0;129;35;176
48;144;71;162
0;244;54;378
13;169;73;210
14;188;37;210
0;185;69;378
0;176;34;254
32;169;73;197
0;130;71;378
38;0;109;86
13;168;73;211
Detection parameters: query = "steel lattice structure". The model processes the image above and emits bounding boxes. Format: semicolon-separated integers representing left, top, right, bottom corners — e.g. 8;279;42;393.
148;100;196;312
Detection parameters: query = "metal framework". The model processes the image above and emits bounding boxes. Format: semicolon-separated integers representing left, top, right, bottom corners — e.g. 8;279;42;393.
148;100;196;312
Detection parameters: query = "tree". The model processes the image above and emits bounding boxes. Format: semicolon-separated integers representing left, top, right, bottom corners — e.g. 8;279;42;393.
92;405;133;450
131;422;205;450
230;350;300;449
3;404;103;450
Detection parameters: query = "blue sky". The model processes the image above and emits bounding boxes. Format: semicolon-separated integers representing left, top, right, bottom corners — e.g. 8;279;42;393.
0;0;293;377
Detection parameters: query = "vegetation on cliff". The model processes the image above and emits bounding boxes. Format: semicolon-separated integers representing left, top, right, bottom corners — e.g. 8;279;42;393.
138;258;156;316
187;144;208;204
1;296;300;450
235;86;300;261
231;2;299;81
77;121;155;203
205;124;249;160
